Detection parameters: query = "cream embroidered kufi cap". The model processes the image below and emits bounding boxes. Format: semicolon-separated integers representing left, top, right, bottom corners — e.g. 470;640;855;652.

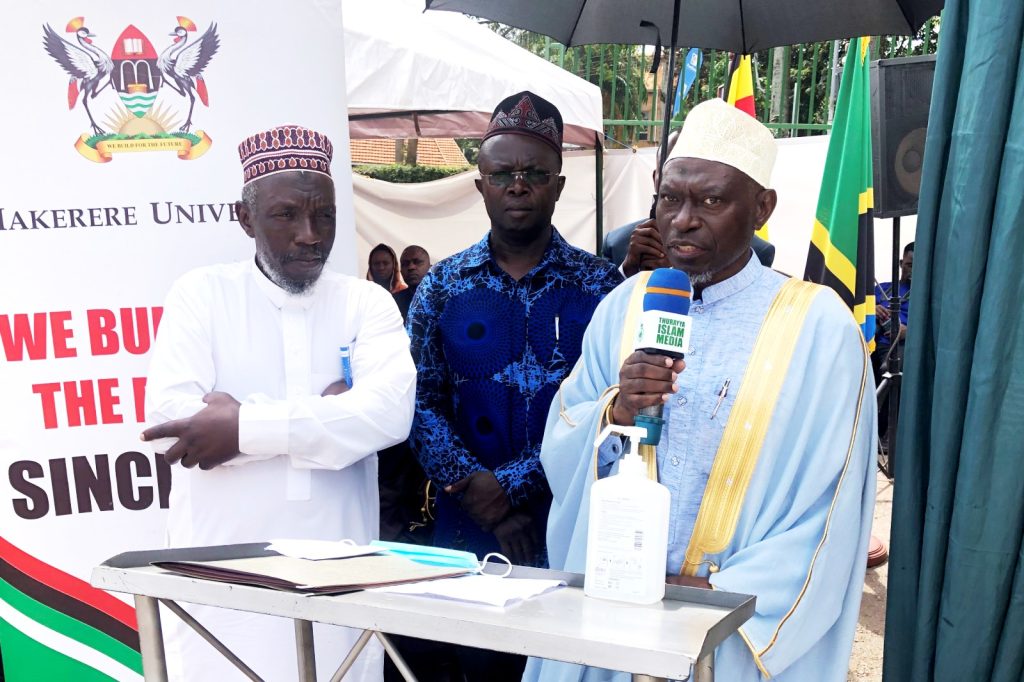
666;99;777;188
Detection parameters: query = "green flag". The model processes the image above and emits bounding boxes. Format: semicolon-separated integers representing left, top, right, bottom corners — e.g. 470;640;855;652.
804;36;876;351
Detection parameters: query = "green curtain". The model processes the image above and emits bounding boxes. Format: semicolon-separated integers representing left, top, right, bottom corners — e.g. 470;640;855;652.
882;1;1024;681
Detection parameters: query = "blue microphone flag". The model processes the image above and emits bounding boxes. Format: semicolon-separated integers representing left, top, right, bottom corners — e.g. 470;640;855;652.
643;268;692;315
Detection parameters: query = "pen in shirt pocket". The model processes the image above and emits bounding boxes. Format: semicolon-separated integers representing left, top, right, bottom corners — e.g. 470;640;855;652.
339;345;353;388
710;378;730;420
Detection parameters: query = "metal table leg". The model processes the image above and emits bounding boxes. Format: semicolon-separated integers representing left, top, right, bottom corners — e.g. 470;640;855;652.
693;650;715;682
295;619;317;682
134;596;168;682
631;651;713;682
159;599;263;681
329;629;374;682
375;632;418;682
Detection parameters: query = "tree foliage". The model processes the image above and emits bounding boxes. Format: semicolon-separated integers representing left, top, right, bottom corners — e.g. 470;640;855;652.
484;22;650;133
482;16;941;144
353;164;472;183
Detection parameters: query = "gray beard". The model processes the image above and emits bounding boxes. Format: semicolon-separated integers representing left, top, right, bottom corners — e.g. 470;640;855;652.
684;247;753;286
686;270;715;285
255;246;317;296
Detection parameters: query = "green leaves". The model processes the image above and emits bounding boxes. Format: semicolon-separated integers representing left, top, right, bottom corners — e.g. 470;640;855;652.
353;165;471;183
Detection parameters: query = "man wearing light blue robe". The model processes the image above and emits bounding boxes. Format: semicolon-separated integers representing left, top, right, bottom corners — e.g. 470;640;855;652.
524;100;876;682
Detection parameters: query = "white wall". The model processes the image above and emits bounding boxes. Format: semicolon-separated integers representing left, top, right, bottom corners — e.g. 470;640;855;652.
771;136;916;282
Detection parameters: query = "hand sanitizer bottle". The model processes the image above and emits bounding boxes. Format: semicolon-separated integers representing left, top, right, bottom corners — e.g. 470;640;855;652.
584;424;670;604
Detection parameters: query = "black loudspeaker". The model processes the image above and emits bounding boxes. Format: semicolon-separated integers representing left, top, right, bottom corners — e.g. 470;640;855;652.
870;55;936;218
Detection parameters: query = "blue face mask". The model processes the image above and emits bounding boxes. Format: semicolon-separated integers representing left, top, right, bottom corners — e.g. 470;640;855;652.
370;541;511;576
370;540;480;569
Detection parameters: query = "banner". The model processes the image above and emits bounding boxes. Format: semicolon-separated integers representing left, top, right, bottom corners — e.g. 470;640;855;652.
803;37;877;349
0;2;356;679
673;48;702;113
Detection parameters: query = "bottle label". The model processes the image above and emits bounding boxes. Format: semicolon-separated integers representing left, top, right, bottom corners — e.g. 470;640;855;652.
590;497;649;595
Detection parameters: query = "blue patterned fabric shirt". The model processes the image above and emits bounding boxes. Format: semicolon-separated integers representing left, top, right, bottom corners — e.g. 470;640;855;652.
407;228;622;560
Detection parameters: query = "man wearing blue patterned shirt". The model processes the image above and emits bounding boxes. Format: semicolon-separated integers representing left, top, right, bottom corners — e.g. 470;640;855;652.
407;92;621;581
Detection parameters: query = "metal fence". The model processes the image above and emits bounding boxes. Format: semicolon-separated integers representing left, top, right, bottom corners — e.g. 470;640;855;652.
500;18;940;146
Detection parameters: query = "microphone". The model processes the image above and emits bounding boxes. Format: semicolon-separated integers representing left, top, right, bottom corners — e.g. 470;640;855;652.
633;268;693;446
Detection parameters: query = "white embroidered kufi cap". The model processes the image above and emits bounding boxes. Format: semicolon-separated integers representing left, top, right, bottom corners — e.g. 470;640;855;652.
667;99;777;187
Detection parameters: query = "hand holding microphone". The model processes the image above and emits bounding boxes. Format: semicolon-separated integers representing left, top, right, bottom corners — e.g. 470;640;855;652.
612;354;684;425
611;269;694;446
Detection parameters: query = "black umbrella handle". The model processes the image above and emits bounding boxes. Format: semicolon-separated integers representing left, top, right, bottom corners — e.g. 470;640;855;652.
652;0;682;180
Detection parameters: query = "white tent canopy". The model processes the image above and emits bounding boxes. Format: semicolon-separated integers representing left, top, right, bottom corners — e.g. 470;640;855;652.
343;0;605;147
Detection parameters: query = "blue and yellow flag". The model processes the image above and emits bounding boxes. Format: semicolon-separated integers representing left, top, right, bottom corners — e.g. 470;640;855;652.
804;37;876;350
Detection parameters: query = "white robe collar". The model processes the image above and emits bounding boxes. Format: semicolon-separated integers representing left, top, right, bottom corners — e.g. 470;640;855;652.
695;249;765;306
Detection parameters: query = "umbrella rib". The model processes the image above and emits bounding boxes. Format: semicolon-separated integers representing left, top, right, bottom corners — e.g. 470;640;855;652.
568;1;587;47
738;0;748;54
894;0;914;33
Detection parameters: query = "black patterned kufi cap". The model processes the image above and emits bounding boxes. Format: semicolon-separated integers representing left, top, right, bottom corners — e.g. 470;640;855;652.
482;91;563;156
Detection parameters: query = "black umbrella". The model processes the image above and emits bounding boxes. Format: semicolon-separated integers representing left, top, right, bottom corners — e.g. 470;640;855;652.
424;0;942;53
426;0;943;161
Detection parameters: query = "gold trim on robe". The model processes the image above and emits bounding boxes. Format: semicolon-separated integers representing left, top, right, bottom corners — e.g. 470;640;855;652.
757;336;870;657
617;272;659;479
680;279;822;576
617;271;656;367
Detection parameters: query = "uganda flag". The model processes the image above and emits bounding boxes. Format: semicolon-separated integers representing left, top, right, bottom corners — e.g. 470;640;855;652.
804;37;876;351
725;54;769;241
724;54;756;117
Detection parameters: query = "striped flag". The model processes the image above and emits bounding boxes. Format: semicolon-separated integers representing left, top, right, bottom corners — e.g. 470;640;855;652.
724;55;769;240
725;54;756;116
0;535;142;681
804;37;876;350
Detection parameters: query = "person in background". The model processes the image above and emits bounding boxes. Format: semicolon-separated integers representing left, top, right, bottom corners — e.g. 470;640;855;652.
393;245;431;322
406;91;622;681
381;243;435;545
525;99;875;682
368;242;407;293
142;124;415;682
872;241;913;441
381;241;459;682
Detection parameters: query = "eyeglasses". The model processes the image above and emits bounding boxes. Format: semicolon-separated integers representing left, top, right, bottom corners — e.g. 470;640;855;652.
480;170;559;187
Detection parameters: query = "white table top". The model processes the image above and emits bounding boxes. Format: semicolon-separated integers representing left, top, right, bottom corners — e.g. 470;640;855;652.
92;544;754;680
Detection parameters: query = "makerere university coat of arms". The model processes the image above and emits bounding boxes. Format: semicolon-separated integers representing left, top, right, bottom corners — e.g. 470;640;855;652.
43;16;219;163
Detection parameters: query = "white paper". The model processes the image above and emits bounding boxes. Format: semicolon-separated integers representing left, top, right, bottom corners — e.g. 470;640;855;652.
267;538;383;561
371;574;565;607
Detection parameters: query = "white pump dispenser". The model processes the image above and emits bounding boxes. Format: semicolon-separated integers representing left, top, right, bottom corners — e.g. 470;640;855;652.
584;424;671;604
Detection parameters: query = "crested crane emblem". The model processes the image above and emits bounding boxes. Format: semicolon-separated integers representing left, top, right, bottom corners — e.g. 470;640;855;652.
42;15;219;163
